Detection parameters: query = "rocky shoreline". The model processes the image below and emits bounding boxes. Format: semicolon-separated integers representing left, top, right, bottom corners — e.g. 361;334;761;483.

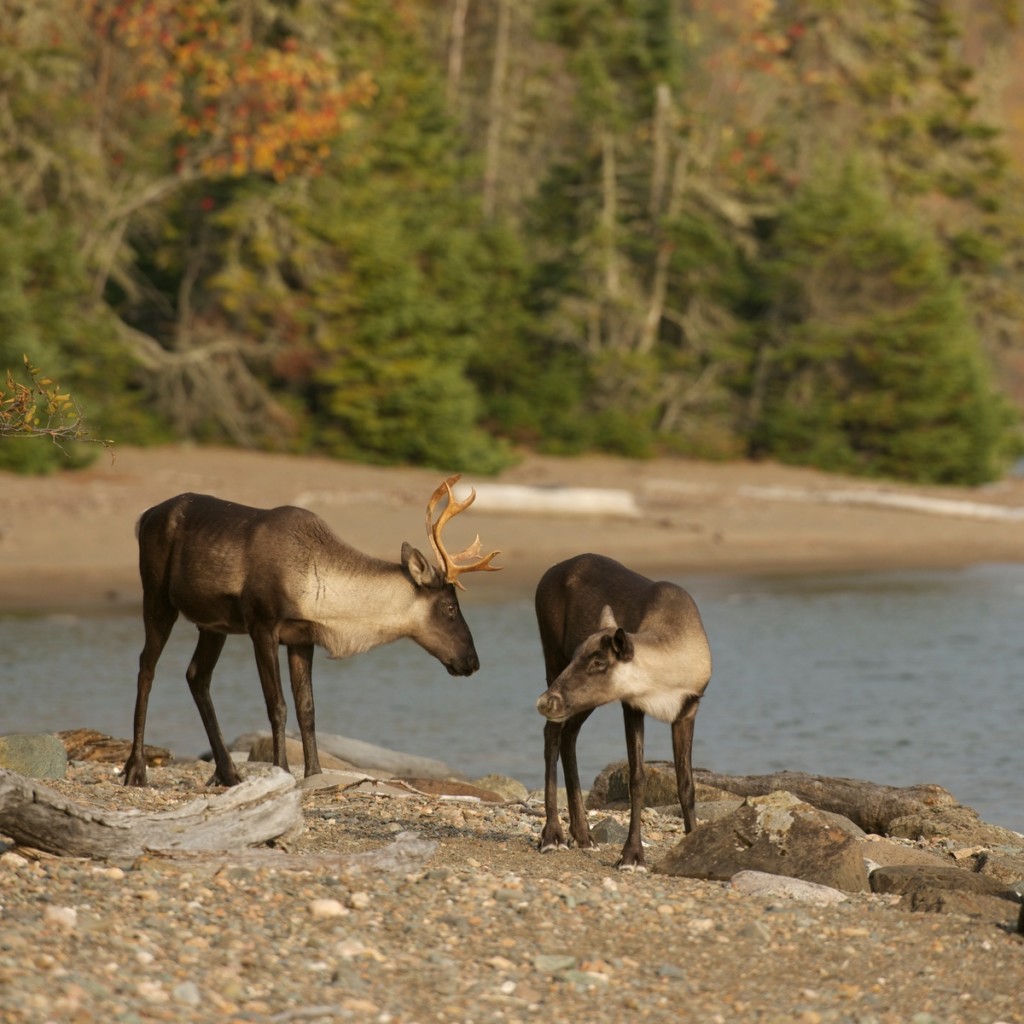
1;730;1022;1024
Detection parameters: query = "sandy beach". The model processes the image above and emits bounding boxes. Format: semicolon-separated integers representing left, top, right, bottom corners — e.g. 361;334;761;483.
3;443;1024;613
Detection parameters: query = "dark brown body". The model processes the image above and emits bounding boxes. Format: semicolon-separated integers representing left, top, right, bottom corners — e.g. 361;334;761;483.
123;492;482;787
535;553;712;870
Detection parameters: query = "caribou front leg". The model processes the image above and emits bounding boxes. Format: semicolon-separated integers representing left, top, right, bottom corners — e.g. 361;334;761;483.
539;720;568;852
560;709;595;851
617;703;647;871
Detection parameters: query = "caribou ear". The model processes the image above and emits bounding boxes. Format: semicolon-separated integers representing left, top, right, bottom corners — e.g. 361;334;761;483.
611;627;634;662
599;605;618;630
402;543;440;587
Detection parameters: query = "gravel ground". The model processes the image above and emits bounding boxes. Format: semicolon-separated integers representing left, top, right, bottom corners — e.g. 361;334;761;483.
1;762;1022;1024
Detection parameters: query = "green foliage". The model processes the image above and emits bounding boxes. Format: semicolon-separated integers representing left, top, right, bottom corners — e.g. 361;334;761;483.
0;200;98;471
0;200;63;378
749;162;1011;484
294;0;516;473
1;0;1021;483
307;200;507;470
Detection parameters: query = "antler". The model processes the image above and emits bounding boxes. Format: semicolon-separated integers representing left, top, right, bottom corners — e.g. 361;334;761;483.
425;474;502;589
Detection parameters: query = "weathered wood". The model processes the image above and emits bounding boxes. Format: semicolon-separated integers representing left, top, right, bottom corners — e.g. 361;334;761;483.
58;728;171;766
0;767;302;861
693;769;958;836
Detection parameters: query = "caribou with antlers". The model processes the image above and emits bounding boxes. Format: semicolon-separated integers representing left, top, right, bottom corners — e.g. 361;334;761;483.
122;475;500;787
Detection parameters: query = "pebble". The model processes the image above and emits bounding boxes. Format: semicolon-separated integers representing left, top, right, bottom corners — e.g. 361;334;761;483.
1;762;1021;1024
42;906;77;930
172;981;201;1006
533;954;577;973
308;898;348;918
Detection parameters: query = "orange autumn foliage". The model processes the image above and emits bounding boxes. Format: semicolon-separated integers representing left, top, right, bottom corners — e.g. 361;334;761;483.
83;0;375;181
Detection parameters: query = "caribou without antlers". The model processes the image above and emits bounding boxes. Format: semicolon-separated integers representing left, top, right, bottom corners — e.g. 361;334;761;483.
534;553;712;871
122;475;501;787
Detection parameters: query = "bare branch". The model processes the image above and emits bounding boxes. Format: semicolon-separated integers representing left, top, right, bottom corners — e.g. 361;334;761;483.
0;356;113;455
114;322;295;447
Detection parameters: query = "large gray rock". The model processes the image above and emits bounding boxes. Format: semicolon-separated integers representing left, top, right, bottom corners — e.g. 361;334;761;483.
869;864;1019;902
474;774;529;802
0;734;67;780
691;799;745;824
305;731;458;780
856;837;951;873
729;870;848;906
247;735;357;774
586;760;729;810
590;816;629;846
870;864;1021;928
655;790;870;892
971;848;1024;891
232;731;458;780
888;806;1024;850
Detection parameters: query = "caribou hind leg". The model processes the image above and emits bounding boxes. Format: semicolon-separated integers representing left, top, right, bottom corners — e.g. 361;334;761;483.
123;598;178;787
287;643;321;777
251;626;291;776
185;628;239;787
671;695;701;833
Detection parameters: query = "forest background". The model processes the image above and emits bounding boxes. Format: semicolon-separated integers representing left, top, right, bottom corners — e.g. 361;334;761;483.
4;0;1024;486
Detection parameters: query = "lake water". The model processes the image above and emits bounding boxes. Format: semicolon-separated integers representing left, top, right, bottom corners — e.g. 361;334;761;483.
2;564;1022;834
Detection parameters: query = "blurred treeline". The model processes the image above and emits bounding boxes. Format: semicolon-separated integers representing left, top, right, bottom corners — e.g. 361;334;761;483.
3;0;1024;483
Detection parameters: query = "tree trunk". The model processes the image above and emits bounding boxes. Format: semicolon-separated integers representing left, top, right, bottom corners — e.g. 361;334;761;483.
649;83;672;219
0;767;303;861
482;0;511;219
638;84;680;355
446;0;470;111
600;129;620;302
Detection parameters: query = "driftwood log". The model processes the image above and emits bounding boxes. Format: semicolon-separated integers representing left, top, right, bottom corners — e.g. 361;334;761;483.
58;728;170;767
693;769;958;836
0;767;302;861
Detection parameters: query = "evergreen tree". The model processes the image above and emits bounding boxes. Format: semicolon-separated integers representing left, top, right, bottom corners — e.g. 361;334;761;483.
1;0;1021;480
749;163;1010;484
294;0;515;471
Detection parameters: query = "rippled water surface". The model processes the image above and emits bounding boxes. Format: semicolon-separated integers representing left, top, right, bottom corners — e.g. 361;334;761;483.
3;564;1022;833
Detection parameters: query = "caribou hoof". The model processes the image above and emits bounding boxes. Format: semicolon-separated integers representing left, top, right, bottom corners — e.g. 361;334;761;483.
539;838;570;853
205;768;243;788
615;861;648;873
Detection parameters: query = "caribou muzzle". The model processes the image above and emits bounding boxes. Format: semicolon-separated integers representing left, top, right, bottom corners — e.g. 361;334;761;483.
536;689;569;721
445;651;480;676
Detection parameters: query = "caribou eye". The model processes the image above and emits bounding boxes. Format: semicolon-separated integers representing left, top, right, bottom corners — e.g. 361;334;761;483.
587;653;607;674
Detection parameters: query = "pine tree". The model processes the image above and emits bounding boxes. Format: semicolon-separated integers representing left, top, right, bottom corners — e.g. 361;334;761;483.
749;162;1010;484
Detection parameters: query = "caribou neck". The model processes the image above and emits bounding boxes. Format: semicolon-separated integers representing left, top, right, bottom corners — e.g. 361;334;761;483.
306;554;423;658
614;630;712;723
